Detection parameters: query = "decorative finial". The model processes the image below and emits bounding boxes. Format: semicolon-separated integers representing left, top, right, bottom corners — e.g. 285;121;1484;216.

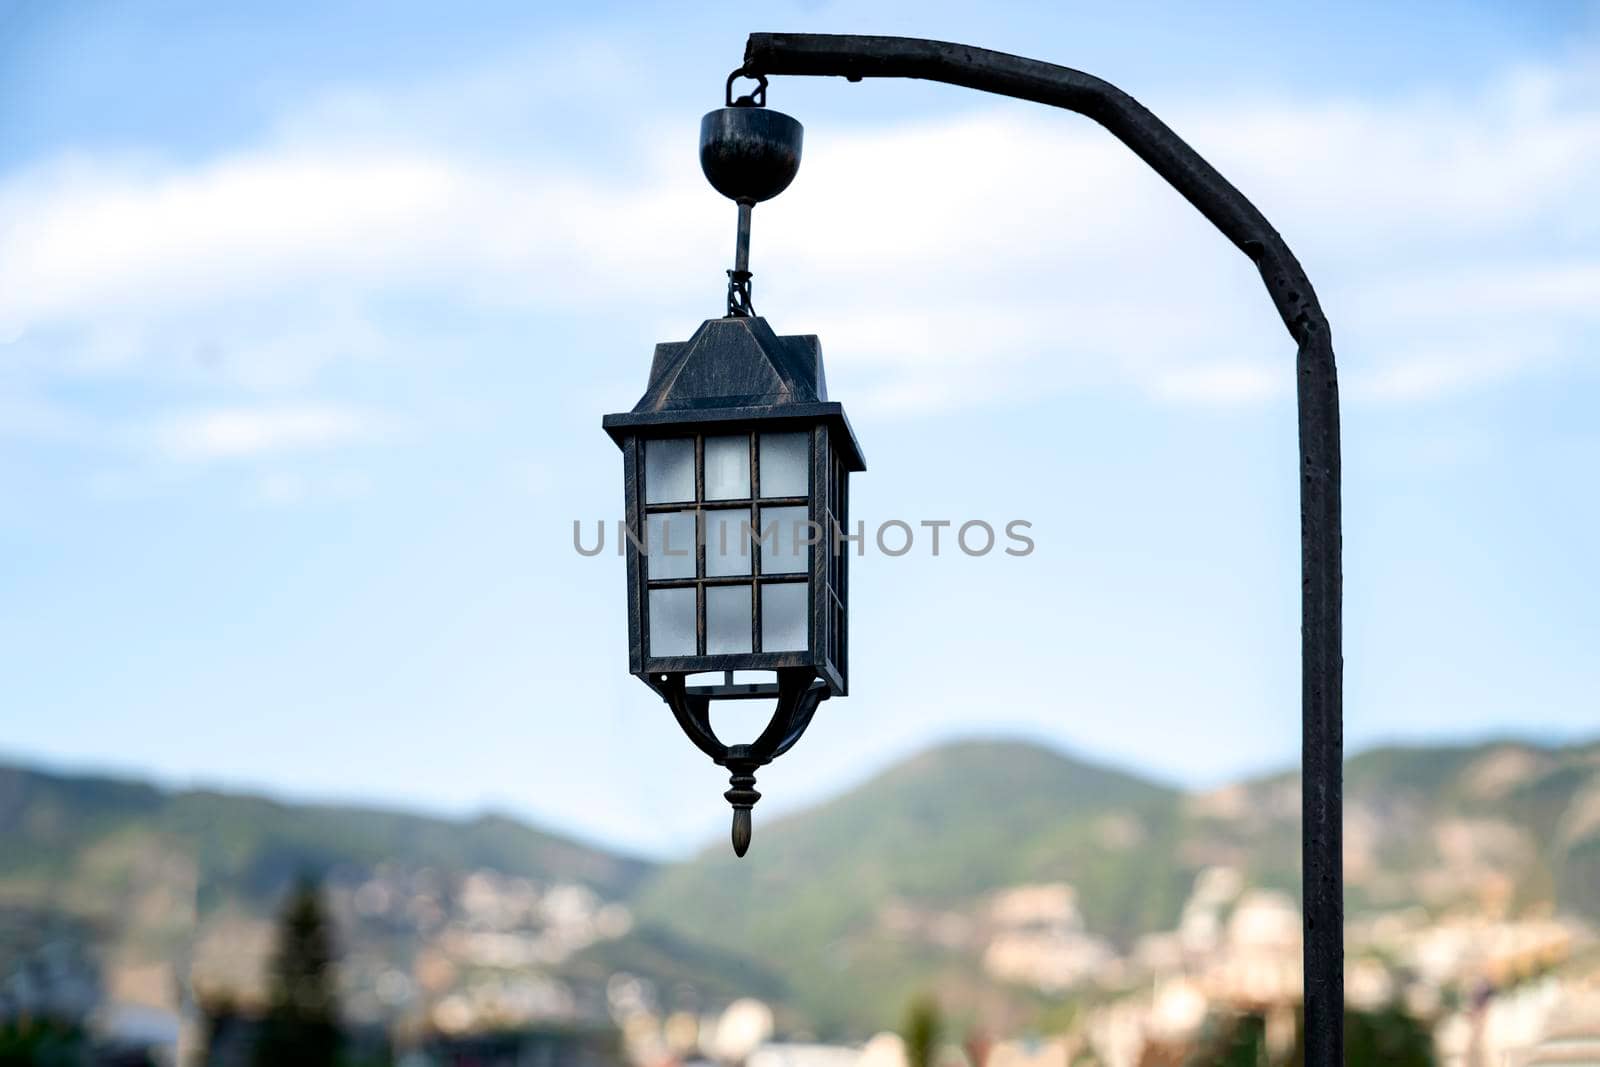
724;768;762;858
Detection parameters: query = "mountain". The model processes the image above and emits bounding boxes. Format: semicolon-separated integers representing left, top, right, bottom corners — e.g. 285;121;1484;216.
624;741;1191;1037
1212;738;1600;918
0;761;660;1025
0;762;652;911
626;736;1600;1037
3;735;1599;1041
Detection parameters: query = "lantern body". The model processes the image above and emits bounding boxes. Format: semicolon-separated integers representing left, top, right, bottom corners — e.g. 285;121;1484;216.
604;315;863;699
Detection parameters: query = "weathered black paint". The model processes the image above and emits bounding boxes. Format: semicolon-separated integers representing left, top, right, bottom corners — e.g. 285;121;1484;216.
700;107;803;205
604;312;864;857
700;101;802;316
739;32;1345;1063
662;667;827;857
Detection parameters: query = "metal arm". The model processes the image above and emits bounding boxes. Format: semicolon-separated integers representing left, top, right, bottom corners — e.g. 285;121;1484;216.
743;33;1344;1064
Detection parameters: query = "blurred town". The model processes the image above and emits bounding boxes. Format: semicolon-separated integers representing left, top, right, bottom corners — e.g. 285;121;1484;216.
4;738;1599;1066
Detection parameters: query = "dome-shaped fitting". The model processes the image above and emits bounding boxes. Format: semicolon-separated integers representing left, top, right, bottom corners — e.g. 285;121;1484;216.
700;106;803;205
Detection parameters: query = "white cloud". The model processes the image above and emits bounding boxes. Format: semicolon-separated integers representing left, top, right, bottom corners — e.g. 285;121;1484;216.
0;395;91;443
0;52;1595;428
246;471;310;508
1153;361;1285;406
149;404;378;461
1352;340;1560;404
0;152;461;326
1360;262;1600;323
242;468;371;508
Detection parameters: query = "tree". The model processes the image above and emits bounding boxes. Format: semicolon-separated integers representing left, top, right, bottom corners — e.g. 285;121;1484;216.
254;876;342;1067
1342;1005;1433;1066
1272;1005;1435;1067
902;994;941;1067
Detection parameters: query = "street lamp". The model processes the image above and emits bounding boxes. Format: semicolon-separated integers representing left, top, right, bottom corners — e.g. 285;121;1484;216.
606;34;1344;1062
603;74;865;859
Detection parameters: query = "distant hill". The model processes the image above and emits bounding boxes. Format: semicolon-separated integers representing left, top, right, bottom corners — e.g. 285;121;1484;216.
626;736;1600;1037
3;735;1598;1040
626;740;1189;1037
0;761;651;916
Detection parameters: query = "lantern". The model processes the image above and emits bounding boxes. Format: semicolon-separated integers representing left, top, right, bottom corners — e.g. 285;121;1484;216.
602;75;865;856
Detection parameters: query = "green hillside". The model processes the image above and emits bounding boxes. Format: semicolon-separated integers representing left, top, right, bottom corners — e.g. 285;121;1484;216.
629;736;1600;1037
4;734;1599;1041
0;762;653;913
1179;738;1600;918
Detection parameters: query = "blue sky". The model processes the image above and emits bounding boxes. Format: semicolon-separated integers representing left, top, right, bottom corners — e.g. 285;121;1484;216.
1;1;1597;857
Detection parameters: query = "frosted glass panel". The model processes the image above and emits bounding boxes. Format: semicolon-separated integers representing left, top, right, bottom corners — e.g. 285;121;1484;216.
761;582;808;652
759;432;809;498
705;509;752;577
705;584;753;655
648;588;696;657
704;435;750;500
644;438;695;503
759;505;810;575
646;510;696;579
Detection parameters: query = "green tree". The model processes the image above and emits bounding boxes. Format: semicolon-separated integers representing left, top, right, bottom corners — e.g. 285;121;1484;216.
254;876;342;1067
0;1019;88;1067
902;994;941;1067
1343;1005;1433;1066
1218;1015;1268;1067
1275;1005;1435;1067
1185;1013;1266;1067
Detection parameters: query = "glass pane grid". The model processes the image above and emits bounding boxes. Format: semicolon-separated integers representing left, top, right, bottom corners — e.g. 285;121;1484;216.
705;435;751;500
705;509;753;578
760;580;808;653
644;438;695;504
706;584;752;655
759;431;809;498
643;430;815;660
648;587;695;658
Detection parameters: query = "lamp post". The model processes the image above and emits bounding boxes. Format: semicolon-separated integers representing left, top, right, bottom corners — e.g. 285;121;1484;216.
605;34;1343;1063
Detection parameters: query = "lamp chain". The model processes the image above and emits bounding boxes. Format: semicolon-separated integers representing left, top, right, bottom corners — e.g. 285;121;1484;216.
726;200;755;317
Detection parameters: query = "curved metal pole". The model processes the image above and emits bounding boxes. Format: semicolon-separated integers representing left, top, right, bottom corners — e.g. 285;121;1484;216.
743;33;1344;1064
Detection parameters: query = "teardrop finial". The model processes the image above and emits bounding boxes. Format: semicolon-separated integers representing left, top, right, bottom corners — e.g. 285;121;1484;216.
724;769;762;859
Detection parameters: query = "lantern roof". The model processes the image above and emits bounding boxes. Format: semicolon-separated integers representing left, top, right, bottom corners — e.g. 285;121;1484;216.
603;315;865;471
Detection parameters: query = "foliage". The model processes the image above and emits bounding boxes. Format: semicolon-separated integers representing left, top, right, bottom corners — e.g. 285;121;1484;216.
901;994;942;1067
254;877;343;1067
0;1020;87;1067
571;922;790;1010
1341;1005;1434;1067
1186;1007;1434;1067
1181;1013;1266;1067
0;764;651;916
1212;1014;1267;1067
1254;1005;1436;1067
5;736;1600;1042
634;740;1188;1035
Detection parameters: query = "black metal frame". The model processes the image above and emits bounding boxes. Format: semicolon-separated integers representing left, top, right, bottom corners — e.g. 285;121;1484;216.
611;413;853;858
617;423;850;696
737;33;1344;1063
605;310;866;858
661;667;828;857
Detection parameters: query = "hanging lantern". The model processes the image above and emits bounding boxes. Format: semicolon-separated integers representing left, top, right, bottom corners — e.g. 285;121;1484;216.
603;73;865;856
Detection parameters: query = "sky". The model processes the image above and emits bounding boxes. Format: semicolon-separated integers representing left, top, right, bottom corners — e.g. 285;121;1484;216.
1;1;1597;858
